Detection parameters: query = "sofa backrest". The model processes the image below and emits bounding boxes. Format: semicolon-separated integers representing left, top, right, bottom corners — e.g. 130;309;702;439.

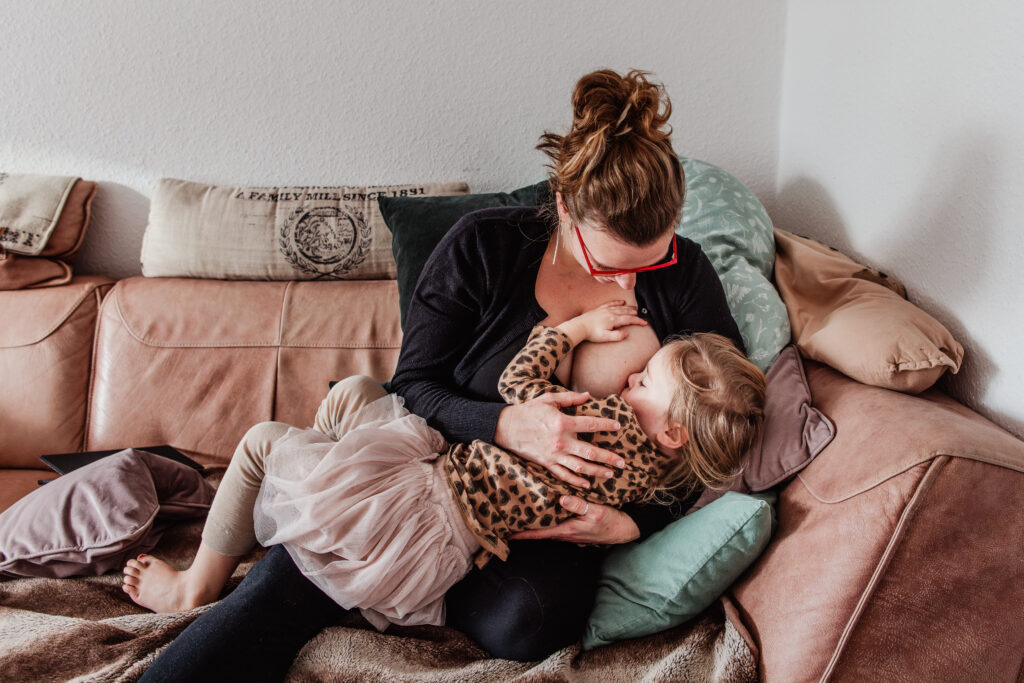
86;277;402;466
1;276;113;469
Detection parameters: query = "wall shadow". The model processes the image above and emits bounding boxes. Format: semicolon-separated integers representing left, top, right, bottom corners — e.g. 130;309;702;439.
774;132;1019;436
75;182;151;280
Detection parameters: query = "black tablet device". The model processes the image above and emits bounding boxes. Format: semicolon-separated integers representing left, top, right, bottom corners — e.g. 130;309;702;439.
39;445;203;476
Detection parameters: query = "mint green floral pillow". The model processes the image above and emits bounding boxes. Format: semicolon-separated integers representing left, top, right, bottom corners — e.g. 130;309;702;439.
678;157;790;371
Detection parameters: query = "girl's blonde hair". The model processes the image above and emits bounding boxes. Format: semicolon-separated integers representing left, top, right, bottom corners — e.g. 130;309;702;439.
648;333;767;504
537;68;684;245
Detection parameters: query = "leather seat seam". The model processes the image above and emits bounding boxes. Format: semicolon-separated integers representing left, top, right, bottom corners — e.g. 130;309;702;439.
798;451;1024;504
818;455;949;682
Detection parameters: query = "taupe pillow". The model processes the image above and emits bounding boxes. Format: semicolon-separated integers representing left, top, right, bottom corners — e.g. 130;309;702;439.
691;345;835;509
0;449;214;578
141;178;469;280
773;228;963;393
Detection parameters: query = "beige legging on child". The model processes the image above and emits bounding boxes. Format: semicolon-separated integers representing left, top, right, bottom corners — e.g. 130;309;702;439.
202;375;387;557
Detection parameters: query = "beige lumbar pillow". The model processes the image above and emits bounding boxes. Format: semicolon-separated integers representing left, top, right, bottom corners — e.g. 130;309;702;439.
773;228;963;394
141;179;469;280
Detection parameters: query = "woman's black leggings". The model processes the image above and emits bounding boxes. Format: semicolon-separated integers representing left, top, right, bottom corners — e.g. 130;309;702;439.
140;541;603;681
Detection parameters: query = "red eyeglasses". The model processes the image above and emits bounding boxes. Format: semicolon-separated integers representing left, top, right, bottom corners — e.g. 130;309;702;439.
574;225;678;276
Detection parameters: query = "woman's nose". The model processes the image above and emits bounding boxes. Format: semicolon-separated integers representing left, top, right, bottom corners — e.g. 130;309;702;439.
614;273;636;290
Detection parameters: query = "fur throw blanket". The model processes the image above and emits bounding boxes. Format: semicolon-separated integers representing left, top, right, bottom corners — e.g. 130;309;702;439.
0;487;758;682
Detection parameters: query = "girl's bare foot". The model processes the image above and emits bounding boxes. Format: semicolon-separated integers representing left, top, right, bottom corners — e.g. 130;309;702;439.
122;554;218;613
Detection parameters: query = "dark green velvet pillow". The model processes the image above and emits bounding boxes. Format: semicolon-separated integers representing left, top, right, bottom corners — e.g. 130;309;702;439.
378;180;552;327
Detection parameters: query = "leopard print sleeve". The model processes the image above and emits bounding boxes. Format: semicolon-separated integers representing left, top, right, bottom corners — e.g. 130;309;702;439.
497;325;573;404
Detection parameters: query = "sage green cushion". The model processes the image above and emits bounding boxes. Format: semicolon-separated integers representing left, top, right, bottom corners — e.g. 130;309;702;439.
678;157;790;370
378;181;552;327
583;491;774;650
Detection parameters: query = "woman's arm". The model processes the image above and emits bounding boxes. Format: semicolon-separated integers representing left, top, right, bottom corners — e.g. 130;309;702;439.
391;216;623;474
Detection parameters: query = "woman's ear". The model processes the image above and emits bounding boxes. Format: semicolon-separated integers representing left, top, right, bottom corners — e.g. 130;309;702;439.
555;192;568;219
656;423;688;451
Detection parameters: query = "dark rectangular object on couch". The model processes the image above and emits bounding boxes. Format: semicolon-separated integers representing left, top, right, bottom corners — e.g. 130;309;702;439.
40;445;202;476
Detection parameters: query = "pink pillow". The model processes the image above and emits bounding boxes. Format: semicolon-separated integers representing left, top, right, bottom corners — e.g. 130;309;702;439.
691;345;835;509
0;449;213;578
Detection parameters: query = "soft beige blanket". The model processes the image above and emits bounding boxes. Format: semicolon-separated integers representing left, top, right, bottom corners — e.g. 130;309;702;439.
0;173;79;256
0;495;758;683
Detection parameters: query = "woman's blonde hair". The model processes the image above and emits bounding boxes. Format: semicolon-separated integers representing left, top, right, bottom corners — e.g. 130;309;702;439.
647;333;767;504
537;68;684;245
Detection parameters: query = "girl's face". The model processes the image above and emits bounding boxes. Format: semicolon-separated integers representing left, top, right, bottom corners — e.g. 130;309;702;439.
619;346;677;442
555;193;675;291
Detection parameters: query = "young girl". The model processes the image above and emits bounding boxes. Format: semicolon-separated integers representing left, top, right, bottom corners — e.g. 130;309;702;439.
123;300;765;630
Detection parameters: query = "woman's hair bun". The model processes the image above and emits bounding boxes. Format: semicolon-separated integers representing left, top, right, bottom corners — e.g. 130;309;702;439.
537;68;684;245
571;68;672;143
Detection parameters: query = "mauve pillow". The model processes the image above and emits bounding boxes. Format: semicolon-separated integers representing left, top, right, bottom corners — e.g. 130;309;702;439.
691;344;835;509
0;449;214;578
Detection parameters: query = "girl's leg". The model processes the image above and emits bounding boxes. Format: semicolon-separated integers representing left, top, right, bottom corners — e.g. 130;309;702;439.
123;421;290;612
312;374;388;438
138;376;391;678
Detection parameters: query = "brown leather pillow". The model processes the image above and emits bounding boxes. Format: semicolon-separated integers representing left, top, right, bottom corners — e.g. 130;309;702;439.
773;228;963;393
0;449;213;578
0;178;97;290
691;345;835;509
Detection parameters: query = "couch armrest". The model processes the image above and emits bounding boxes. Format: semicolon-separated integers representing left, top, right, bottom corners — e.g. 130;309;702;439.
0;276;113;470
731;362;1024;682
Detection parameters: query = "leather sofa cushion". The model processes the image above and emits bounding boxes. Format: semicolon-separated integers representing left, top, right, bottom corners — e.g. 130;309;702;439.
0;276;112;468
87;277;401;466
731;362;1024;681
798;361;1024;501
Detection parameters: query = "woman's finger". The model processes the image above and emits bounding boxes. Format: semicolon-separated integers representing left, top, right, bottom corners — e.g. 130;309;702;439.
568;414;622;436
558;454;614;482
548;463;592;490
560;494;592;517
541;390;592;408
509;524;576;541
510;514;588;541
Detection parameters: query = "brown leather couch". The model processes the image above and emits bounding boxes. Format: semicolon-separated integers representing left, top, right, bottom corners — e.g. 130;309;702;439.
2;274;1022;681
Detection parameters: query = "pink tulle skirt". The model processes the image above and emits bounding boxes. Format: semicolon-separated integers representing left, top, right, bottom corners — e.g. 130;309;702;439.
253;394;480;630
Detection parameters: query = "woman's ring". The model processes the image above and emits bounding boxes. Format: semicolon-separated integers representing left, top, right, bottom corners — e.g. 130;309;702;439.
582;502;590;516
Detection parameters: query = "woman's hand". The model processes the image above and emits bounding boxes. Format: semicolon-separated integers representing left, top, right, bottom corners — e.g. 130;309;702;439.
493;391;625;489
558;300;648;346
510;496;641;545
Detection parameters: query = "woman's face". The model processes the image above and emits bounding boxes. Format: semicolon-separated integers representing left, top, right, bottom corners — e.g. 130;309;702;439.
556;193;675;291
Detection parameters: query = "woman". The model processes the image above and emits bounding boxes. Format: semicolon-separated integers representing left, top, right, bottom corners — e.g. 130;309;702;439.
139;68;742;681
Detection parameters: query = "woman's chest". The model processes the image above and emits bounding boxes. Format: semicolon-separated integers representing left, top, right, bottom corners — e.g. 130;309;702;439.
534;261;660;397
535;266;638;324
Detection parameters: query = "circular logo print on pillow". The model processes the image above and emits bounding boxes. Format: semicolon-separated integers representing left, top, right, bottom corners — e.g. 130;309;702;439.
279;206;372;278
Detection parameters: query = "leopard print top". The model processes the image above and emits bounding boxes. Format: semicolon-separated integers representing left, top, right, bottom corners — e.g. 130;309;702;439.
443;325;677;568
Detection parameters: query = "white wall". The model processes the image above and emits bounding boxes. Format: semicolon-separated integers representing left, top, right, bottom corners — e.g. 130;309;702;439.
7;1;1020;438
776;2;1024;437
0;0;785;279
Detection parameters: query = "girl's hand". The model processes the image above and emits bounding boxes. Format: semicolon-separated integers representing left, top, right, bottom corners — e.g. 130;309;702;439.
493;392;625;489
558;300;647;345
510;497;641;545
